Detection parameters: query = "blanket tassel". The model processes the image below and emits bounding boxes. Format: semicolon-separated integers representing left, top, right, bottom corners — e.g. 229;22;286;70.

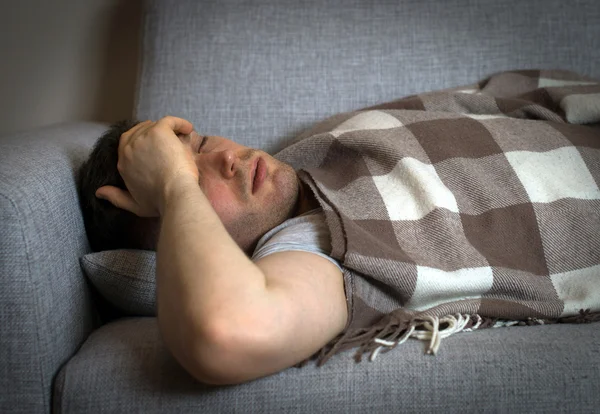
299;309;600;368
312;313;482;366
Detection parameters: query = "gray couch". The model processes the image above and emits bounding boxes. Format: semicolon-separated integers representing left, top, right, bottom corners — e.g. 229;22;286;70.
2;1;599;413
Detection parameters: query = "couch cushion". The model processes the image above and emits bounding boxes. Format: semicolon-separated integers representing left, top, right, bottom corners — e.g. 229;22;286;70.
54;317;600;413
136;0;600;153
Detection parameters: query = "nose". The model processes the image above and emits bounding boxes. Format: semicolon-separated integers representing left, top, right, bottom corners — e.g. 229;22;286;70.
218;149;236;179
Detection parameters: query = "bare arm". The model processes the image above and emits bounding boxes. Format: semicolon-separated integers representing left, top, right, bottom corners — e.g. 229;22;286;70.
97;117;347;385
157;175;347;384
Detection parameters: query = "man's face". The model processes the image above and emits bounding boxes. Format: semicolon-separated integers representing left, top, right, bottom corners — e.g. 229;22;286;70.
183;131;300;253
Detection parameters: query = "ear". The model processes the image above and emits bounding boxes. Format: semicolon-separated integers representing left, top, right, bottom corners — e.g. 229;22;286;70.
95;185;141;216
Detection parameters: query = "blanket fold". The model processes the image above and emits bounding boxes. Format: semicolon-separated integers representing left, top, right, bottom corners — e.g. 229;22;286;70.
276;70;600;365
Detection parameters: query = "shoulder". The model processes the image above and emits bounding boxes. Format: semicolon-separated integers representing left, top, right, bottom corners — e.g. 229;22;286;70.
252;208;340;269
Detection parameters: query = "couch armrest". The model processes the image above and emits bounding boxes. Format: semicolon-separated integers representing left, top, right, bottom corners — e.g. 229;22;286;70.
0;122;109;413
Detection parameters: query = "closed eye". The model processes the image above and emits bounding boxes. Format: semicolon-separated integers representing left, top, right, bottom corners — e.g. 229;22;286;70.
197;135;208;153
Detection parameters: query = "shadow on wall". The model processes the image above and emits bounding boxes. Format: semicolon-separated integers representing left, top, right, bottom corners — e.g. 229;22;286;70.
94;0;143;124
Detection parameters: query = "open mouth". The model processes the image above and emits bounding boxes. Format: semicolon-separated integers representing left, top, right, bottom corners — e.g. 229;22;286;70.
251;157;267;194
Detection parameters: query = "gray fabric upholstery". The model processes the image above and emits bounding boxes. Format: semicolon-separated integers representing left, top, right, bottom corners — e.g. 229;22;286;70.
81;250;157;316
3;0;600;413
136;0;600;153
0;122;107;414
55;317;600;413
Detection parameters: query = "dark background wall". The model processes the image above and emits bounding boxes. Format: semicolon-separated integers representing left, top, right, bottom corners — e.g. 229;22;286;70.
0;0;142;136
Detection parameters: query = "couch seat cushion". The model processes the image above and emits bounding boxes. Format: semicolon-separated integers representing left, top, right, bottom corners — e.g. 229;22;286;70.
54;317;600;413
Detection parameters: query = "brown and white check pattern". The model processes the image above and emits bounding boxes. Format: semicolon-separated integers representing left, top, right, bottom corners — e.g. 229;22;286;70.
276;70;600;364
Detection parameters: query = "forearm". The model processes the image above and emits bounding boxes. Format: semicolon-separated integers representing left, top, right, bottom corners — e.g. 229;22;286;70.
155;175;269;382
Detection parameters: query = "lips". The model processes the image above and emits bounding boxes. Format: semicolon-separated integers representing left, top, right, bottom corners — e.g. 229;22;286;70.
251;157;267;194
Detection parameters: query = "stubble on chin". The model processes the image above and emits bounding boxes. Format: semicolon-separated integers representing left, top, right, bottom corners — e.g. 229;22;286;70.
272;161;300;215
233;160;300;254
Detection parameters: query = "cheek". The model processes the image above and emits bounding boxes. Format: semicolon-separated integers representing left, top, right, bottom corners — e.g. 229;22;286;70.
201;181;238;223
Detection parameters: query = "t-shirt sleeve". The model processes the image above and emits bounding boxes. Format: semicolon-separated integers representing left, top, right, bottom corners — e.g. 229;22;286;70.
251;211;342;271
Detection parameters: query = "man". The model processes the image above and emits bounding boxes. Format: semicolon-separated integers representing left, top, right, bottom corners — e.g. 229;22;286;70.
80;69;600;387
80;117;349;385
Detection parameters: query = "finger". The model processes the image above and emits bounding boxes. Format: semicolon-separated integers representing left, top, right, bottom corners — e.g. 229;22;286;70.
121;120;152;140
95;185;144;216
119;120;153;149
158;116;193;135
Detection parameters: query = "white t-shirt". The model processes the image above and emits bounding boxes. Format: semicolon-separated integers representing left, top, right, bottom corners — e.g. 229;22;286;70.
251;208;342;271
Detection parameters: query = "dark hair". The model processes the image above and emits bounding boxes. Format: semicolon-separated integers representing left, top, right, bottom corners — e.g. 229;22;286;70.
78;120;160;251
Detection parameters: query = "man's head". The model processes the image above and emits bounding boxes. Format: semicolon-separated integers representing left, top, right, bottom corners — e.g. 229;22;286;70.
79;120;302;253
78;120;161;251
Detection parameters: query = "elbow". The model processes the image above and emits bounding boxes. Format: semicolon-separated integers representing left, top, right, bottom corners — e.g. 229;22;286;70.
180;319;271;386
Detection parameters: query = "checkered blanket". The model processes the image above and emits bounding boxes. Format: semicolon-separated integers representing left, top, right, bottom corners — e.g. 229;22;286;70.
276;70;600;365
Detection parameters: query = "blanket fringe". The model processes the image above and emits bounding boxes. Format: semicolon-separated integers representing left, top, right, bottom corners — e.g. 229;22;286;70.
296;309;600;368
295;309;600;368
368;313;481;362
309;313;492;366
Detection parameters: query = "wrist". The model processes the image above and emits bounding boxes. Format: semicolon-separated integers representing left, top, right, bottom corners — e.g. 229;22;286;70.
160;173;202;215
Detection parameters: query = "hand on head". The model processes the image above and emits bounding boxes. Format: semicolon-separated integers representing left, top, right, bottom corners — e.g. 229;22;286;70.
95;116;197;218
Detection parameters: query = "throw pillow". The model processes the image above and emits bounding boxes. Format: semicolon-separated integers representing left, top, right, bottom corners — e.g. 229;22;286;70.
80;249;156;316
